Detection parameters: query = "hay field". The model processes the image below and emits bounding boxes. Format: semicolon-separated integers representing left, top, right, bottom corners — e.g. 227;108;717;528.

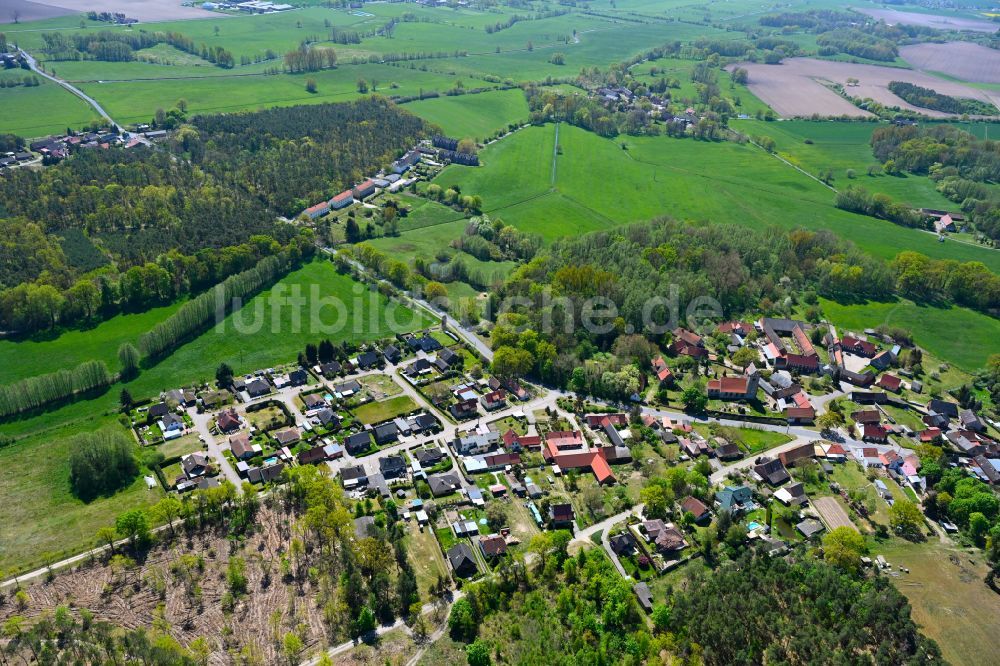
900;42;1000;84
735;58;1000;118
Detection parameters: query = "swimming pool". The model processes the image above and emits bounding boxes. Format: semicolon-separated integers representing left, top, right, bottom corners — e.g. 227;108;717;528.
264;456;278;466
747;521;764;531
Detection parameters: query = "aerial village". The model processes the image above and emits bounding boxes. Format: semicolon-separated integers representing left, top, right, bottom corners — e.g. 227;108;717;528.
128;307;999;613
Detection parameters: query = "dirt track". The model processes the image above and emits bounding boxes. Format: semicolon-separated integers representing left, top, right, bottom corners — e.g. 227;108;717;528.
733;58;1000;118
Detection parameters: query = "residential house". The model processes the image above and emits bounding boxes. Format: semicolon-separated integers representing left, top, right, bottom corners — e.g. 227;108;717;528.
302;393;328;412
681;436;712;458
298;445;330;466
247;461;285;485
410;413;439;434
404;358;433;378
777;353;820;373
841;336;878;358
640;519;687;552
927;400;959;419
450;398;479;420
610;532;635;555
918;428;942;443
215;409;240;433
273;428;301;446
585;413;628;429
863;425;889;443
859;447;884;468
672;328;706;358
455;432;499;456
166;388;196;407
479;534;508;558
373;422;399;445
946;430;988;456
161;413;185;438
851;409;881;425
680;496;710;523
345;431;373;455
414;447;445;467
428;472;461;496
880;449;904;472
333;380;362;400
319;361;342;378
181;452;210;479
246;378;271;398
447;543;478;578
147;402;169;422
651;356;673;384
546;430;584;450
796;518;825;539
549;503;575;528
502;429;542;451
870;350;895;371
383;344;401;363
229;433;255;460
785;406;816;424
379;454;407;479
340;465;368;489
715;442;743;461
480;389;507;411
752;458;790;486
960;409;985;432
356;350;382;370
774;482;807;506
288;369;308;386
876;374;902;393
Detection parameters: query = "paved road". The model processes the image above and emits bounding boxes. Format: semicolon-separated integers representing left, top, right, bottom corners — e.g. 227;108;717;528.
20;49;118;128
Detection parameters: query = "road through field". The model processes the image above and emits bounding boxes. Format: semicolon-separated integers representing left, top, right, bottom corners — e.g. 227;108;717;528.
20;49;119;128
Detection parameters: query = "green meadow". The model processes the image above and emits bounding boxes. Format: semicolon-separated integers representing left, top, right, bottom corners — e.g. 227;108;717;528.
403;88;529;140
819;297;1000;372
0;70;99;137
436;123;1000;272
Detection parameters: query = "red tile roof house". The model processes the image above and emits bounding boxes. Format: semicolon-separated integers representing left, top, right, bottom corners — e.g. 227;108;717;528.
502;429;542;450
841;336;878;358
330;189;354;210
785;406;816;424
546;430;584;450
707;375;758;401
680;496;710;523
876;374;902;393
651;356;674;383
585;413;628;429
672;328;707;358
863;425;889;443
851;409;881;425
778;353;820;373
217;408;241;433
479;389;507;411
543;439;616;485
718;321;752;336
918;428;942;443
303;200;330;219
352;179;377;200
479;534;508;558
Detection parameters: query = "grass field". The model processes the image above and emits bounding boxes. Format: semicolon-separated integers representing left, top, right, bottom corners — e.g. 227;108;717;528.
0;70;100;137
0;415;164;574
734;119;963;209
820;297;1000;372
436;123;1000;272
874;538;1000;666
0;301;183;385
352;395;418;424
405;525;448;601
403;88;529;141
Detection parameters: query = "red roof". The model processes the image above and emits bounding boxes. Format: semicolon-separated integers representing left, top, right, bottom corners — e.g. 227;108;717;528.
785;406;815;420
826;443;847;456
546;447;615;484
877;374;902;391
863;425;888;441
842;336;877;357
305;201;329;215
709;376;749;394
784;353;819;370
791;325;817;356
586;413;628;428
331;189;354;203
546;430;584;450
919;428;942;442
651;356;673;382
718;321;751;336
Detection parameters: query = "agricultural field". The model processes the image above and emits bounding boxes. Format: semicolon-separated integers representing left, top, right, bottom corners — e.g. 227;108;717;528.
0;70;100;137
733;119;957;209
438;123;1000;272
853;7;998;32
819;297;1000;372
735;58;1000;119
402;88;529;141
900;42;1000;85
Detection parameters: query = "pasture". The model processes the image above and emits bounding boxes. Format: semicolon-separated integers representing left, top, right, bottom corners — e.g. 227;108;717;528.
0;71;99;137
874;539;1000;666
819;297;1000;372
733;119;957;209
437;123;1000;272
403;88;529;141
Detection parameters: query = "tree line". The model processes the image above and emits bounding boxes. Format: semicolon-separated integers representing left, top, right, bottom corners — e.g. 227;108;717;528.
137;253;292;360
888;81;998;116
0;360;112;419
40;29;235;67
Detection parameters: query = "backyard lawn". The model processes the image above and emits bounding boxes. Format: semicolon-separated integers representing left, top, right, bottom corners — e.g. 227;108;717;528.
353;395;419;424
